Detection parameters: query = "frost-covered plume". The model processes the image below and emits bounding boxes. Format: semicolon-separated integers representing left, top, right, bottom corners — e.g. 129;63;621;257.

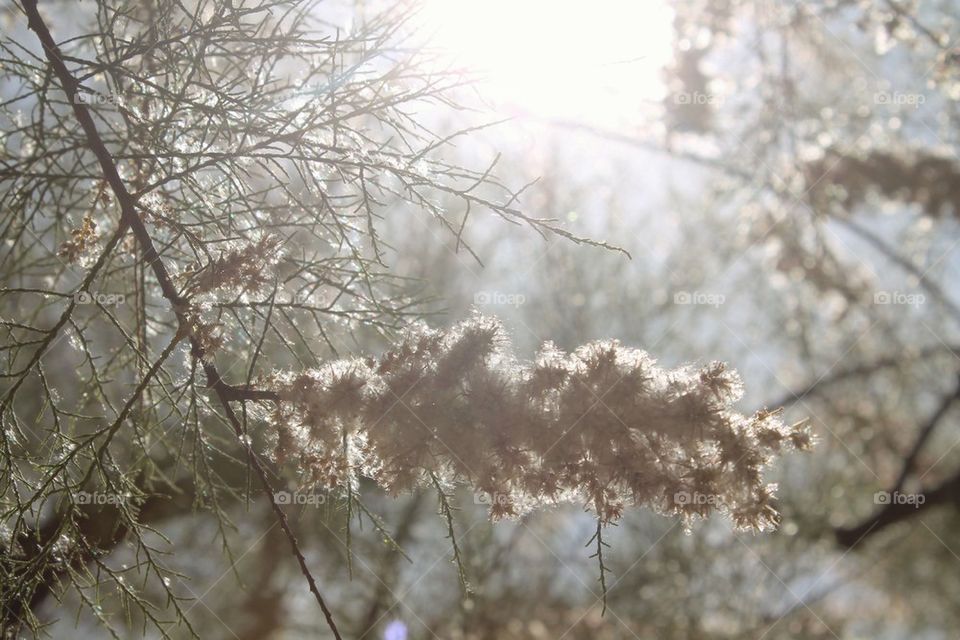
268;314;811;531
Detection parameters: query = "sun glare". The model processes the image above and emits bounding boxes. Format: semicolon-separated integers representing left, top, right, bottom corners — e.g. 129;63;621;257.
421;0;674;124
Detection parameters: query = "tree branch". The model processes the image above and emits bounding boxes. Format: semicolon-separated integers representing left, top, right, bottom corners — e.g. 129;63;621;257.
19;2;342;636
835;375;960;547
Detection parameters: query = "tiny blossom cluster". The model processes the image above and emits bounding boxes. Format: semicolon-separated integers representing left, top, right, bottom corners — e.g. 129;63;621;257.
58;214;99;263
265;314;811;531
184;235;282;297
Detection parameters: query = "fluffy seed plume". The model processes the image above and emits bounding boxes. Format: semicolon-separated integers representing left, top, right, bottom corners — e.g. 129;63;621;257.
266;313;811;531
185;235;282;297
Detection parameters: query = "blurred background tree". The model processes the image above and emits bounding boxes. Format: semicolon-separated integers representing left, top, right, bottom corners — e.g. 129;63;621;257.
3;0;960;638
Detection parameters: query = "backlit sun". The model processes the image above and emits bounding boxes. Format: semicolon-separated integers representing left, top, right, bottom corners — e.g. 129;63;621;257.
420;0;675;124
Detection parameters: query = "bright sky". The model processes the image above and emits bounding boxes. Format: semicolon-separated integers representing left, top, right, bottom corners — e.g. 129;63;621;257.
420;0;675;124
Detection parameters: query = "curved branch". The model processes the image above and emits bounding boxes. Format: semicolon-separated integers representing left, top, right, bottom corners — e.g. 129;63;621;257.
835;470;960;548
768;344;960;408
835;375;960;547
